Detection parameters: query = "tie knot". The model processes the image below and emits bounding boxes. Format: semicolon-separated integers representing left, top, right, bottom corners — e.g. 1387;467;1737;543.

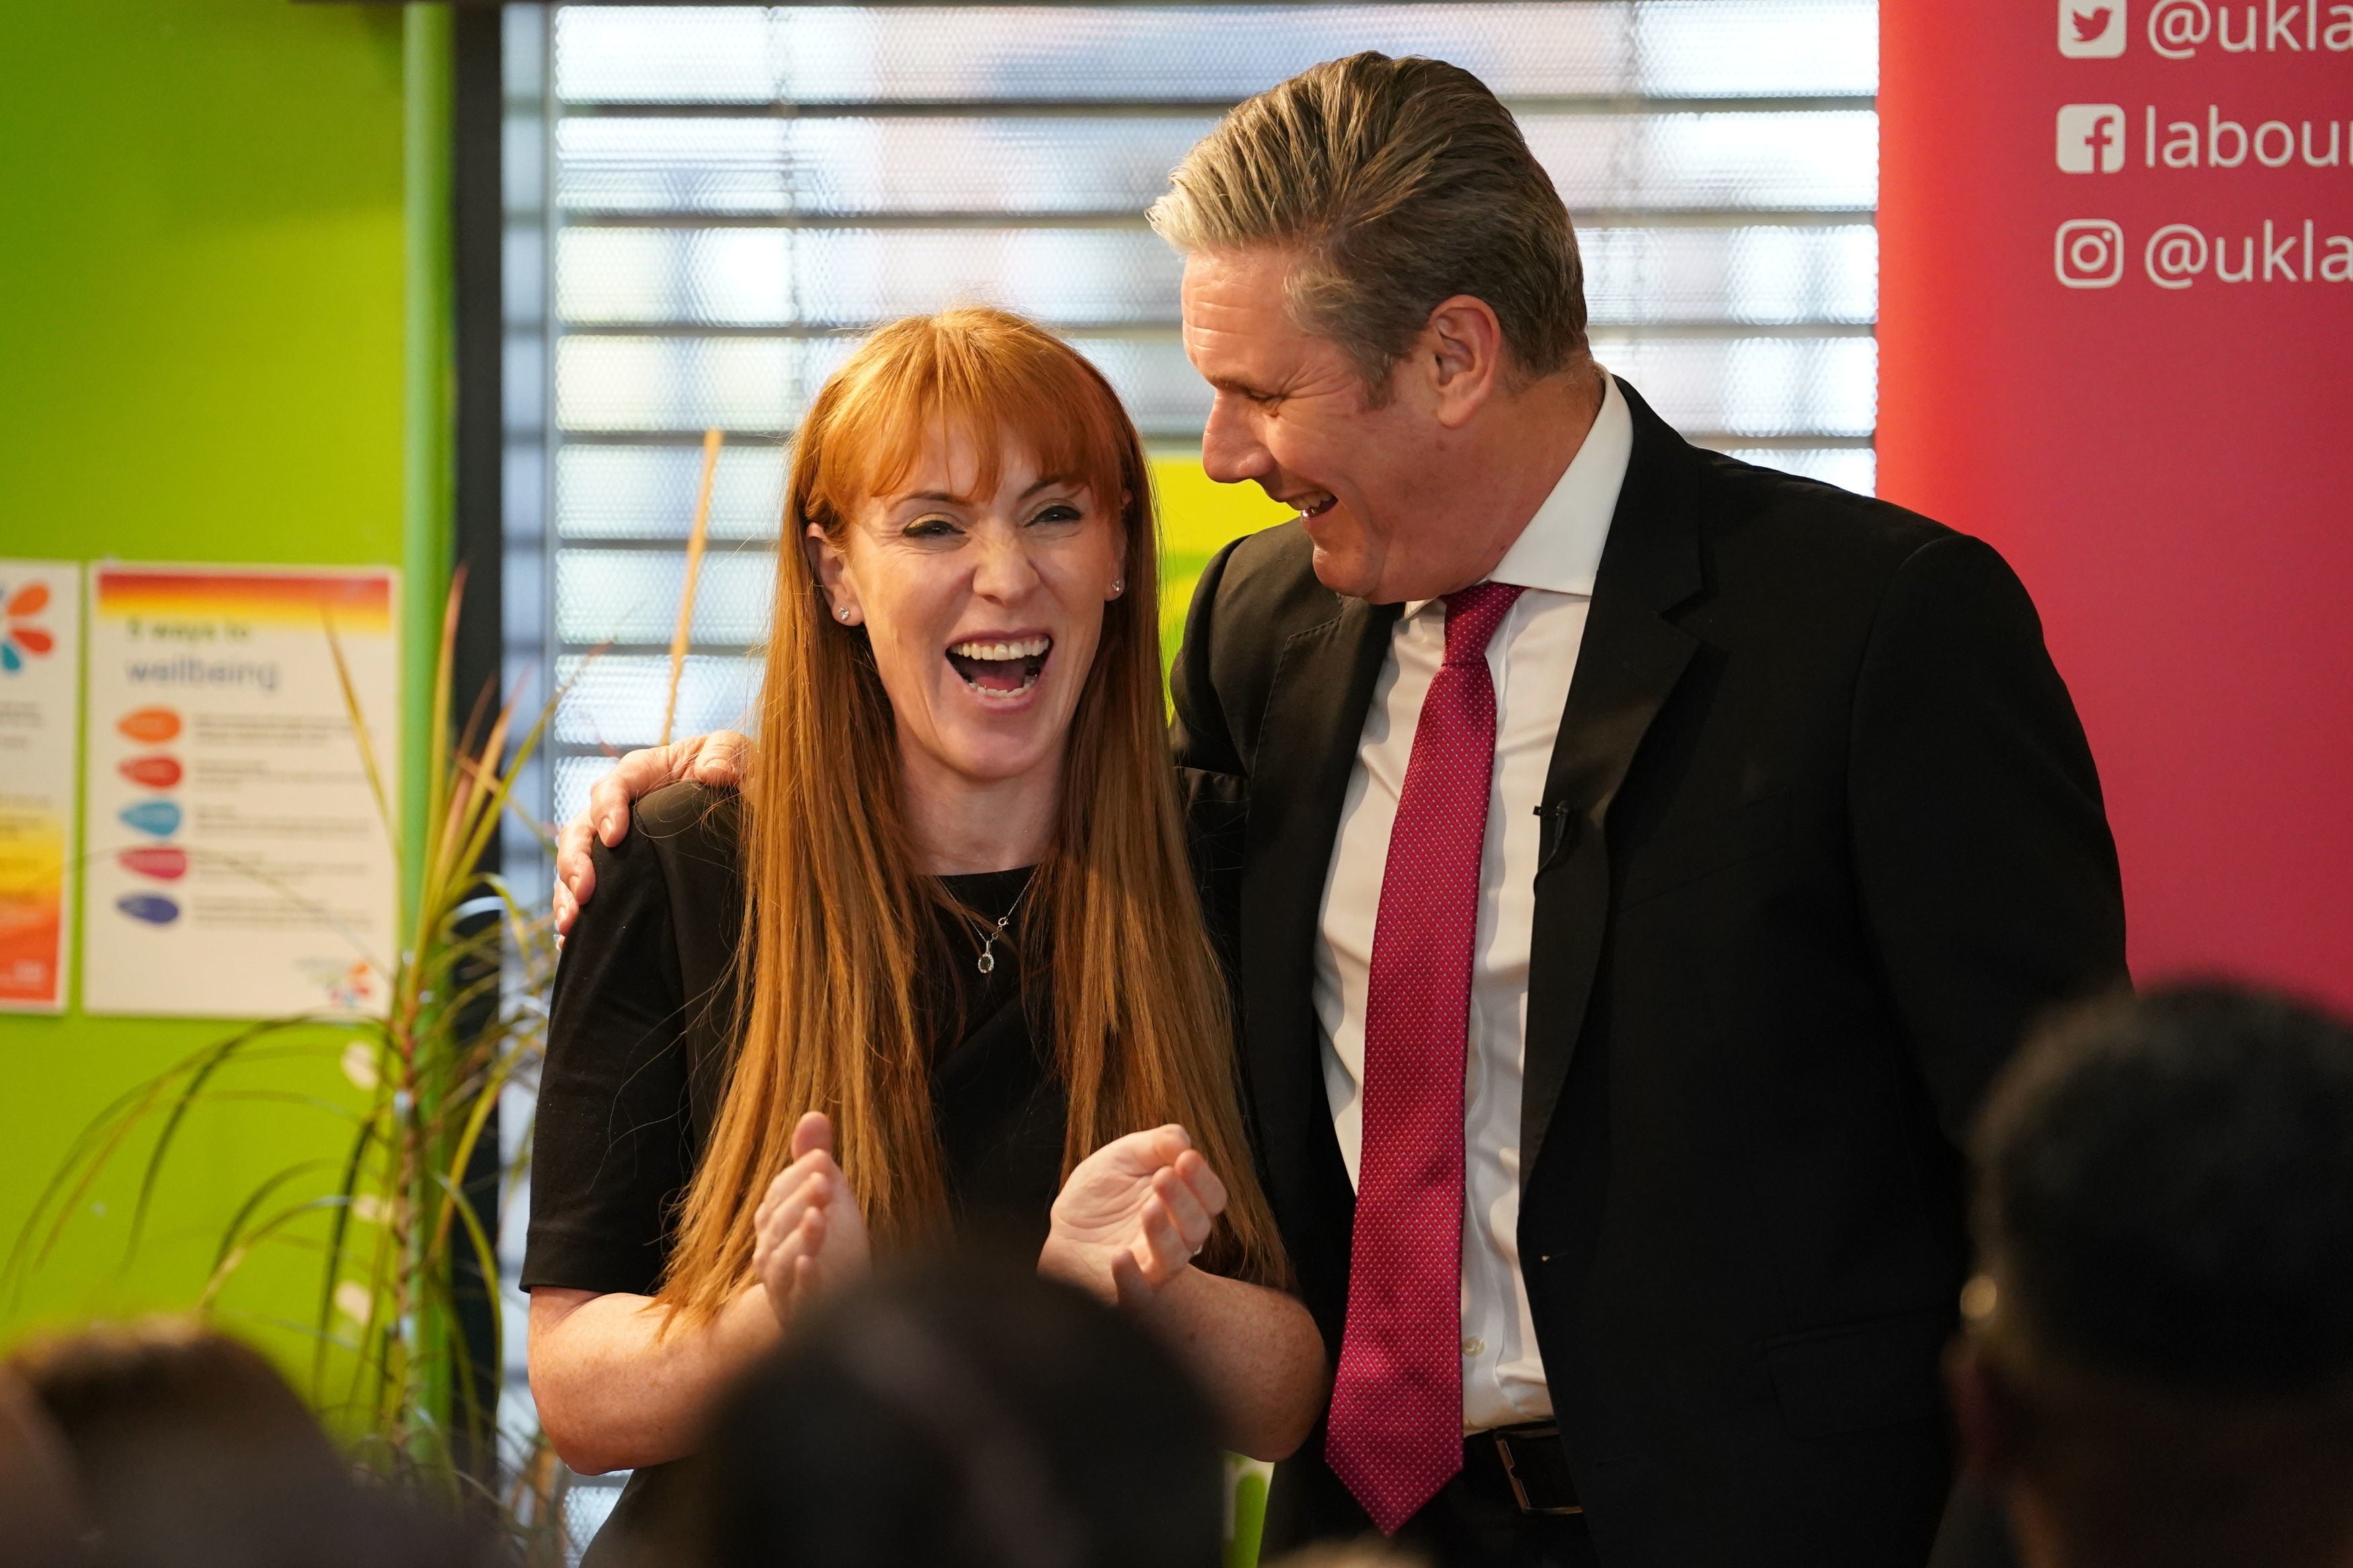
1439;581;1525;668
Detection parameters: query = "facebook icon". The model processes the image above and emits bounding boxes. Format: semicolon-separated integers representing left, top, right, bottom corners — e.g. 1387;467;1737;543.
2057;104;2127;173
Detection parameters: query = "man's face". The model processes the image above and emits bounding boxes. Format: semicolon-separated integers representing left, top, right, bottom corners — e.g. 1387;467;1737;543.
1180;247;1437;602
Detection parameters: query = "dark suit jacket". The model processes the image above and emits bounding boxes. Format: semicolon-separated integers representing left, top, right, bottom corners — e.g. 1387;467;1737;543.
1170;381;2126;1568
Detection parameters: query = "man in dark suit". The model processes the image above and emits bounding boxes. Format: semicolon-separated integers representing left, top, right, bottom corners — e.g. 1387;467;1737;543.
557;52;2126;1568
1150;52;2124;1568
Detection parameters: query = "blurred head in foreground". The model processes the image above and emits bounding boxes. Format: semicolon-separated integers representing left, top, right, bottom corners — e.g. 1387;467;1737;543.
8;1317;459;1568
696;1252;1223;1568
0;1364;84;1568
1953;984;2353;1568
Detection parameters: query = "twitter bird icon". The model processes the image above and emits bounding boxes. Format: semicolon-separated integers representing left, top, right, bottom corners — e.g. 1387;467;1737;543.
2061;0;2128;55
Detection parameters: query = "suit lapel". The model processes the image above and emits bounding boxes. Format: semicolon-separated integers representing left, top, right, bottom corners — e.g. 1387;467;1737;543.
1239;595;1398;1270
1520;382;1705;1172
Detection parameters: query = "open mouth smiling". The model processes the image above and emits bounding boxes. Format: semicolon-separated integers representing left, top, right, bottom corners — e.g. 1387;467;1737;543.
946;634;1051;698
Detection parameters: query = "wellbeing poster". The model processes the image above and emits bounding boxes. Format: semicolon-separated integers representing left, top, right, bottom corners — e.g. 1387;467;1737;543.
81;565;400;1019
0;561;82;1014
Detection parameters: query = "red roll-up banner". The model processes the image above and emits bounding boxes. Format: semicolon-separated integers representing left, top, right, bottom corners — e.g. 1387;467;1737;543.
1881;0;2353;1008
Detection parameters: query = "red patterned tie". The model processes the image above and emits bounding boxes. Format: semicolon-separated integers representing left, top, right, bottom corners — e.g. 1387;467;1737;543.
1326;581;1525;1535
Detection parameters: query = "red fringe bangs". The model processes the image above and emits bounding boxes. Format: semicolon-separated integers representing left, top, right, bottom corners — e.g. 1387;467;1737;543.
801;308;1141;535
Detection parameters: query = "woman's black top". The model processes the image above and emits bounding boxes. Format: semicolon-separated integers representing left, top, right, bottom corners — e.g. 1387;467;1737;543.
524;780;1064;1564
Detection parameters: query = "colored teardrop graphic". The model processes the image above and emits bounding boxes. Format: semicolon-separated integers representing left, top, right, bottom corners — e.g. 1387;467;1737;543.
119;754;183;789
118;800;182;838
117;706;182;743
5;583;48;617
0;644;17;673
118;846;189;881
116;894;180;925
10;627;50;654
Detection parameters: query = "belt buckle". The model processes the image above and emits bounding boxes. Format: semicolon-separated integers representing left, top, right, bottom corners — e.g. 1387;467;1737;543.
1492;1423;1583;1516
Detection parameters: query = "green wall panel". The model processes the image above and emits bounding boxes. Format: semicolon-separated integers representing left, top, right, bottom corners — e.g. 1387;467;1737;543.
0;1;418;1367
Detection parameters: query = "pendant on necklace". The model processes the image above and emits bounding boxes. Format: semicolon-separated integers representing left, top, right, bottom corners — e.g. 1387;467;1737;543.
970;882;1025;977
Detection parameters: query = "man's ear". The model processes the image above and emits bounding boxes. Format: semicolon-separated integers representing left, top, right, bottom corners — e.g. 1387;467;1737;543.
1949;1338;2028;1480
803;522;859;624
1420;294;1507;430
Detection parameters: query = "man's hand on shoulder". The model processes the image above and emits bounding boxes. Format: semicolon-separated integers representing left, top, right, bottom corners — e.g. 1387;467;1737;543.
552;730;750;936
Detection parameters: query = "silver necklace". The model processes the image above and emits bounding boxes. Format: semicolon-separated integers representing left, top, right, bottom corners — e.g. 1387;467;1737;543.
967;874;1033;975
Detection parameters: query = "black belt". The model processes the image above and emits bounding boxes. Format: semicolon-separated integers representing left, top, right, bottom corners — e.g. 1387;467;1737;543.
1460;1422;1583;1515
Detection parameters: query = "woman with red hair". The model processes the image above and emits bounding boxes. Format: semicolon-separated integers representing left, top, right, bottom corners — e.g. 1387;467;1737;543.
524;308;1324;1563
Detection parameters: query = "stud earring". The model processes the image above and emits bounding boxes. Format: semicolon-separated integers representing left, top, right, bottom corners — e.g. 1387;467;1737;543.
1110;577;1125;597
837;606;852;622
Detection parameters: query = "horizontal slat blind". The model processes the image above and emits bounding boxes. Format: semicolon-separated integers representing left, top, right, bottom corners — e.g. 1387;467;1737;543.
518;2;1876;829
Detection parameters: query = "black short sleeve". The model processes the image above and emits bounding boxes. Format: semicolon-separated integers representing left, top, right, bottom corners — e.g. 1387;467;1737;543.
522;817;700;1297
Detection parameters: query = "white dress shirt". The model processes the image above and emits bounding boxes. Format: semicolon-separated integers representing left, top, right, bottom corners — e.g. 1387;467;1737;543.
1313;372;1632;1434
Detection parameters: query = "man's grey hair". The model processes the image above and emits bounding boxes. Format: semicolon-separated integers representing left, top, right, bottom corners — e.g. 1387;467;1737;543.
1148;52;1590;399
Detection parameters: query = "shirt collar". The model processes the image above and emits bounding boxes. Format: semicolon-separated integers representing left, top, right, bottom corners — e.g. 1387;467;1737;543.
1404;370;1632;618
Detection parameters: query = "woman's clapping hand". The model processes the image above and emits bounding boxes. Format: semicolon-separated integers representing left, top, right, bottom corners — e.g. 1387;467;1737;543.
751;1112;871;1327
1040;1125;1228;1309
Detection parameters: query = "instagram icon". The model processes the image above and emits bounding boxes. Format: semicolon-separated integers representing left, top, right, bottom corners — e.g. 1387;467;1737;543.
2055;219;2126;287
